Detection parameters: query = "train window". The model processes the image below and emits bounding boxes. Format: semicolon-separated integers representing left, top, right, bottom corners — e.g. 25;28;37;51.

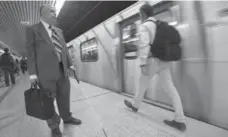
80;38;98;62
122;21;140;43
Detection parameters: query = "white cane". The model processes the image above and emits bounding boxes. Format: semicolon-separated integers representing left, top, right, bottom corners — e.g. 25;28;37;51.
71;69;108;137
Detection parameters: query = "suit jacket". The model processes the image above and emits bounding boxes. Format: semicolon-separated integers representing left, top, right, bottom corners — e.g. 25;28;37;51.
25;22;72;86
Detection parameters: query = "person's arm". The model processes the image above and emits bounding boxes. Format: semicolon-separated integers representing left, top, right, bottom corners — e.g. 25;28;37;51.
138;24;151;67
25;26;37;79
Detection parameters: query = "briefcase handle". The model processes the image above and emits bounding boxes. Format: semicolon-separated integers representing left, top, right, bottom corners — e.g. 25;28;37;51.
30;83;42;95
31;82;40;89
26;83;43;99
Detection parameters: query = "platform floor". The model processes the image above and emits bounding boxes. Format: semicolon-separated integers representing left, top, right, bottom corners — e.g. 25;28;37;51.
0;75;228;137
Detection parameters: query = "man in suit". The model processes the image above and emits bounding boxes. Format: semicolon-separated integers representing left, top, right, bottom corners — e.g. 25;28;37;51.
25;4;81;137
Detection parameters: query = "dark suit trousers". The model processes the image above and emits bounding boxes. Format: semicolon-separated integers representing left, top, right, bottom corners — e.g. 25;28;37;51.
46;63;71;129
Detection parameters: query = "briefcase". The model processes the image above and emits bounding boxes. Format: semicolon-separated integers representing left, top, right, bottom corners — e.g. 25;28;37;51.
24;85;54;120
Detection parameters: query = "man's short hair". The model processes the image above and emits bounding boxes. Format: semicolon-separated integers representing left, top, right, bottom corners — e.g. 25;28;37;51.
4;48;9;53
140;4;154;17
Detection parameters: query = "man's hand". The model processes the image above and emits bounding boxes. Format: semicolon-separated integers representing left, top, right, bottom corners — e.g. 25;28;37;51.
69;66;80;83
29;75;56;98
29;75;39;87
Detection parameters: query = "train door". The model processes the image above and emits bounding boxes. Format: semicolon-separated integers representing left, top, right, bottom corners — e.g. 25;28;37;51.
199;1;228;129
121;18;141;95
119;1;182;107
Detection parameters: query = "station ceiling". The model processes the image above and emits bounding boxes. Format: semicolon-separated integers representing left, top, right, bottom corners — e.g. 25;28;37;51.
0;1;136;56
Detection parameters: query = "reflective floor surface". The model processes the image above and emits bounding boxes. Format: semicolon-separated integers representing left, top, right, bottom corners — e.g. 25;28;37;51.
0;74;227;137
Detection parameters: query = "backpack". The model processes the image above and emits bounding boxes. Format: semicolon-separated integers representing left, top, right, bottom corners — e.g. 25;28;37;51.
145;19;182;61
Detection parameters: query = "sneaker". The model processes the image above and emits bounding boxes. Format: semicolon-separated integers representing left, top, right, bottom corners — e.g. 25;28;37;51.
124;100;138;112
164;120;186;132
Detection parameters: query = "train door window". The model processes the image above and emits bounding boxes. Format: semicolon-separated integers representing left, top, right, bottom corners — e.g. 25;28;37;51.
80;38;98;62
122;23;139;42
121;20;141;59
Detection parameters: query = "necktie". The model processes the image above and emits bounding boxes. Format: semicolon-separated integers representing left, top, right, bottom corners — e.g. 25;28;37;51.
49;25;62;62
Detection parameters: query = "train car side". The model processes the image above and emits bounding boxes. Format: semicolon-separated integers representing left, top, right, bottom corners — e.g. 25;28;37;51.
67;1;228;129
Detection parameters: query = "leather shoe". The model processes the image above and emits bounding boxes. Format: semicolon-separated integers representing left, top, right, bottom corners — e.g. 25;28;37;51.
64;117;82;125
52;127;62;137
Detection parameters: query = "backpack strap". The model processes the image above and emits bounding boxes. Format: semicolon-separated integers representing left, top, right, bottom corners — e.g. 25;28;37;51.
142;20;157;45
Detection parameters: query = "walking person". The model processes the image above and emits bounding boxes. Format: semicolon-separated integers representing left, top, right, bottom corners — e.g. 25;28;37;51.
0;48;16;87
20;57;27;74
124;4;186;131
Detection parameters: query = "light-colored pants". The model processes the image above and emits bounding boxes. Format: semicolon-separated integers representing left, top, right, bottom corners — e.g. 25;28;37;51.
132;58;185;123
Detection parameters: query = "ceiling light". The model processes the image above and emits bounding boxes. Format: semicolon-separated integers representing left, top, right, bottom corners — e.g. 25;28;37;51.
55;0;66;16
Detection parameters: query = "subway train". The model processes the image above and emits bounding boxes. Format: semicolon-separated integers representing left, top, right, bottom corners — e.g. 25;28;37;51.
67;1;228;129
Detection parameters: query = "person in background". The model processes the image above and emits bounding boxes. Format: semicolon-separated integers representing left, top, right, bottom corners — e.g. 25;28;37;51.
25;4;81;137
20;57;27;74
0;48;16;87
15;58;20;75
124;4;187;131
